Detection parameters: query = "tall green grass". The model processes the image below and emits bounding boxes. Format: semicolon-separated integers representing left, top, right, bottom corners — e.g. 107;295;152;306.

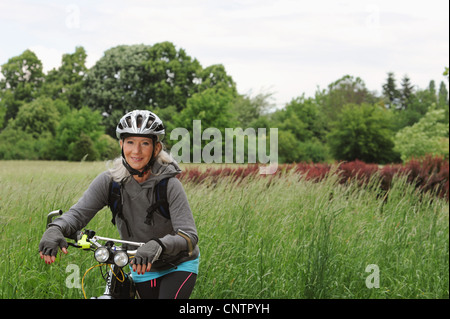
0;161;448;299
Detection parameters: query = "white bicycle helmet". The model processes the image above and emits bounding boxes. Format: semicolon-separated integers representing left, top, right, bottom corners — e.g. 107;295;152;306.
116;110;165;141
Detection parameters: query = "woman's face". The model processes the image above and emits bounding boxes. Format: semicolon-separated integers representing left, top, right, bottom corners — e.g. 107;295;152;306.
120;136;161;172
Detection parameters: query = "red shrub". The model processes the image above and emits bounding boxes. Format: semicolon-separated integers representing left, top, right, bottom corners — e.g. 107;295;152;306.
178;156;449;200
338;160;379;185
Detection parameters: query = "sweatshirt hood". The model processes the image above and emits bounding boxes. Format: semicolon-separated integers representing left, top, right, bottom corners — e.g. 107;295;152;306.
137;159;182;189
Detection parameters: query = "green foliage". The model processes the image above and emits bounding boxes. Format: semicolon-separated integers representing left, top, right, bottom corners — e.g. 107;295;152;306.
391;88;437;131
438;81;449;109
82;42;236;137
41;47;87;109
0;49;45;124
270;95;330;163
394;108;449;162
327;103;400;163
54;107;105;161
143;41;203;111
174;87;237;130
83;44;152;126
382;72;401;109
400;74;414;109
277;130;301;163
0;44;447;164
232;91;275;128
297;139;330;163
319;75;378;124
8;97;60;138
68;133;99;162
197;64;237;94
0;127;41;160
0;97;61;159
95;134;121;160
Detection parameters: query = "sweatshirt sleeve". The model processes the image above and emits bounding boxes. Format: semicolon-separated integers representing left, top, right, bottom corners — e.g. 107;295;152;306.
50;171;110;237
158;177;198;256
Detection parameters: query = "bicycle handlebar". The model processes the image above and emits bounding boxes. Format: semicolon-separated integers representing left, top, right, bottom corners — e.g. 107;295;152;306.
46;210;144;256
89;235;144;255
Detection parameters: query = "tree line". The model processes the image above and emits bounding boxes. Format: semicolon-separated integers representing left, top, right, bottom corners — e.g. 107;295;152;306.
0;42;448;163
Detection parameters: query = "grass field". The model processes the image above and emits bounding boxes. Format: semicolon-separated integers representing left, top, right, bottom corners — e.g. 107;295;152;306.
0;160;448;299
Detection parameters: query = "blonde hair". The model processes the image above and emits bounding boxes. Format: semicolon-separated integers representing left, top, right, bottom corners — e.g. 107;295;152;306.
108;143;174;182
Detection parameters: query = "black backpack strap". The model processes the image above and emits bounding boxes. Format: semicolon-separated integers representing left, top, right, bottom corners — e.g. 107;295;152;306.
108;180;122;225
145;177;171;225
108;180;132;237
155;178;170;219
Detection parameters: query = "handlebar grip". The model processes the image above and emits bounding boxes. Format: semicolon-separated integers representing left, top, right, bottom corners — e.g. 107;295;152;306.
46;210;63;228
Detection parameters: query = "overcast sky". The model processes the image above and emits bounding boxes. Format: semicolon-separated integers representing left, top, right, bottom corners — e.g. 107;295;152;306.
0;0;448;108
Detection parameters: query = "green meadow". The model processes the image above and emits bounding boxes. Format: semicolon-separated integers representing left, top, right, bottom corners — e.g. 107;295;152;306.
0;160;448;299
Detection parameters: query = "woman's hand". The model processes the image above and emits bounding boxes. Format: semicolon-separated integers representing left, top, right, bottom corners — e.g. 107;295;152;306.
133;261;152;275
38;226;69;264
39;247;68;264
131;240;163;275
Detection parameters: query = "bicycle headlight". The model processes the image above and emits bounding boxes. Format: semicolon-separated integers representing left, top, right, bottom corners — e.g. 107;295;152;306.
94;247;110;263
114;251;129;267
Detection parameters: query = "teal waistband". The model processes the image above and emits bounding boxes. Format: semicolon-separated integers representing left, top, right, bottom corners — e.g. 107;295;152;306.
130;255;200;283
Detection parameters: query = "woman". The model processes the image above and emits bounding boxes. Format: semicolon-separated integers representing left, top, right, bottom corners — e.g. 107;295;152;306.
38;110;199;299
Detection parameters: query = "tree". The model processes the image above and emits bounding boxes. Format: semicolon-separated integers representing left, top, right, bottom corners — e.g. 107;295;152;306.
83;42;236;137
282;95;327;141
174;87;236;130
438;81;448;108
394;108;449;162
171;87;237;161
68;133;99;161
318;75;378;124
0;49;45;124
382;72;400;109
143;41;203;111
428;80;437;103
327;103;399;163
232;91;275;128
0;126;41;160
197;64;237;94
438;81;449;123
7;97;60;139
0;97;61;160
277;130;301;163
391;87;438;131
400;74;414;109
83;44;152;124
54;106;105;160
42;46;88;109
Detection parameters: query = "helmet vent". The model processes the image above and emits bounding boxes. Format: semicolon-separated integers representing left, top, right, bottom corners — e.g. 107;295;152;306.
155;123;164;132
125;116;132;128
136;115;143;128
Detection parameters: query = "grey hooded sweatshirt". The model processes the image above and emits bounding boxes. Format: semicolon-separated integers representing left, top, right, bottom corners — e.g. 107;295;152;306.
51;160;199;271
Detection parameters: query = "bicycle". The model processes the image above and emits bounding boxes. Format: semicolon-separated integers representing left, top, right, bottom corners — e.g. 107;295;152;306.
46;210;144;299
